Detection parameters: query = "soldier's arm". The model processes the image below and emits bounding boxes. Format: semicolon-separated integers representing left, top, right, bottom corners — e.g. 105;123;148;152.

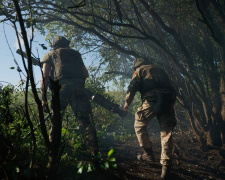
82;65;89;79
40;51;52;98
124;69;141;110
41;63;51;102
75;51;89;80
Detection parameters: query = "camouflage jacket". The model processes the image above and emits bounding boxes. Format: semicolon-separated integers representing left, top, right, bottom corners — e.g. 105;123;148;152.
125;64;174;106
42;48;85;82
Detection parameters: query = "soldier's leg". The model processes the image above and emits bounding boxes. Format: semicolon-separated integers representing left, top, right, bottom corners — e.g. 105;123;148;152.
157;108;177;166
49;88;68;142
77;113;99;155
134;100;156;161
71;93;99;155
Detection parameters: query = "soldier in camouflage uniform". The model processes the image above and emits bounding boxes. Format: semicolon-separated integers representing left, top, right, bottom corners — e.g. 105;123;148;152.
123;58;176;179
41;36;99;155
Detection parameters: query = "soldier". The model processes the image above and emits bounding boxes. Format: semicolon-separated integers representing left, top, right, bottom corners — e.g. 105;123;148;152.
41;36;99;155
123;58;176;179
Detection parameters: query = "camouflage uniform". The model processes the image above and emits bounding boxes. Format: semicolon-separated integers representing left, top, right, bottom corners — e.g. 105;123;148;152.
125;63;176;165
42;37;98;154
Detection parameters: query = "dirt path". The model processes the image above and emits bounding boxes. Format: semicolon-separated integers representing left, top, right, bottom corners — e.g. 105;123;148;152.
100;125;225;180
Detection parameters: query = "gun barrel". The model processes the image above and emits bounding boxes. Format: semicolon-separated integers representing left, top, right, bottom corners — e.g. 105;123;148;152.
16;49;42;67
85;89;127;118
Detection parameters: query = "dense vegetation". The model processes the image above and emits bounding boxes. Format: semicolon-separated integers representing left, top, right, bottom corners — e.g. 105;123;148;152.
0;80;136;179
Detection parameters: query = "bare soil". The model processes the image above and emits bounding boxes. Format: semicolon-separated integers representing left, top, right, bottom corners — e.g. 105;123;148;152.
99;119;225;180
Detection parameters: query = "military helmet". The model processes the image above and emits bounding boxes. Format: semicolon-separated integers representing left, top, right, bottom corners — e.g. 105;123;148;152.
52;36;70;49
133;58;149;70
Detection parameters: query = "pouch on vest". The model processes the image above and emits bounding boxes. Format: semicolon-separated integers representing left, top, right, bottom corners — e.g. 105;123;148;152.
153;90;176;113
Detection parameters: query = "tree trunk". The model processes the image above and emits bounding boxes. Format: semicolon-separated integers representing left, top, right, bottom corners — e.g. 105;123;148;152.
220;50;225;144
187;111;206;146
47;80;62;179
206;124;222;147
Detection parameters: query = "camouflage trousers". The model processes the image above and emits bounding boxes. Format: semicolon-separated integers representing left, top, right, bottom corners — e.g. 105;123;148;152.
50;82;99;155
134;100;176;165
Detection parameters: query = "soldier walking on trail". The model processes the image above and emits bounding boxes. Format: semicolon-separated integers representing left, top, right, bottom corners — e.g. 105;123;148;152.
123;58;177;179
41;36;99;155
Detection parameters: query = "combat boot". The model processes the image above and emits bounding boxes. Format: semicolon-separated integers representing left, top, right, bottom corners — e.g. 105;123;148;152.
161;165;171;179
137;148;155;162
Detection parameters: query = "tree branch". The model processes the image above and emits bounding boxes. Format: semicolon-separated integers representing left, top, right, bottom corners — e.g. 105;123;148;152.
12;0;50;150
105;71;132;78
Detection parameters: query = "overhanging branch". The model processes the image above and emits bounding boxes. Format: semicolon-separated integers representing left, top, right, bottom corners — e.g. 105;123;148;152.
105;71;132;78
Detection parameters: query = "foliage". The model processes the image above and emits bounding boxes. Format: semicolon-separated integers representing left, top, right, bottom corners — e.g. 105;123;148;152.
0;84;44;179
76;148;117;175
0;81;121;179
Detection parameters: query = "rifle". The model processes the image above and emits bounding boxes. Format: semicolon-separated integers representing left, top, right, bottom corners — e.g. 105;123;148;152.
16;49;42;67
16;49;127;118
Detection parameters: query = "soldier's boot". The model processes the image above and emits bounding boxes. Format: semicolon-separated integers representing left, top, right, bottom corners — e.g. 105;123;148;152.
84;124;99;156
161;165;171;179
88;141;100;167
137;148;155;162
77;134;99;162
77;115;99;154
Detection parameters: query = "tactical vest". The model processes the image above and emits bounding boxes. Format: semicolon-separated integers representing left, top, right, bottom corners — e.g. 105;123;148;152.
139;65;173;95
50;48;84;81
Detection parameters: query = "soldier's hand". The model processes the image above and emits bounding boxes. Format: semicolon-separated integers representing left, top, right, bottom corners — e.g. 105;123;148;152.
42;100;48;113
123;103;129;111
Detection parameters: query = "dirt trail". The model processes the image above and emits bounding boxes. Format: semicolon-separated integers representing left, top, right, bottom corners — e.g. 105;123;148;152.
100;121;225;180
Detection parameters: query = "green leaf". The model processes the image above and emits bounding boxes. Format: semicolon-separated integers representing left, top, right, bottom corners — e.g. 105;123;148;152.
109;162;117;169
76;162;82;169
77;165;84;174
61;128;67;135
0;105;6;109
10;67;15;69
109;157;116;162
103;161;109;169
15;166;20;173
107;148;116;158
87;163;92;172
